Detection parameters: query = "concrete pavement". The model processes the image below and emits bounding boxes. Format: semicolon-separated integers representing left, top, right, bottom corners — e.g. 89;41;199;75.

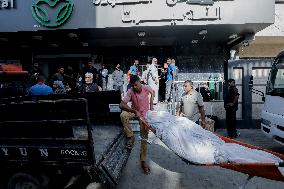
114;129;284;189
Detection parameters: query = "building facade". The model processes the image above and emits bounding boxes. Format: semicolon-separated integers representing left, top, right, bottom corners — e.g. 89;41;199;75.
0;0;277;125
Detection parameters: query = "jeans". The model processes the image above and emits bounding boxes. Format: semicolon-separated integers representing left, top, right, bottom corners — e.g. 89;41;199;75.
165;80;173;101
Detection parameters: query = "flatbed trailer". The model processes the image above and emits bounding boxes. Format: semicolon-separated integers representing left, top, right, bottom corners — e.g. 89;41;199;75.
0;91;130;189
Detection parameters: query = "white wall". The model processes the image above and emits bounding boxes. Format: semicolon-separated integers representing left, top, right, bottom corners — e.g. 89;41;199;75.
256;3;284;36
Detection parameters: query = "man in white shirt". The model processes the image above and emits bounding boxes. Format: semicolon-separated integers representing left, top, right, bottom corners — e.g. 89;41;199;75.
147;58;159;104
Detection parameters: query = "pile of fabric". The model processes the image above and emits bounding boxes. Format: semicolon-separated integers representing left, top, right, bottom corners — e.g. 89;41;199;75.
145;111;283;166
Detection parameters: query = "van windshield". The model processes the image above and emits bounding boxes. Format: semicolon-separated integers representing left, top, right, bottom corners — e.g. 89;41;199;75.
267;57;284;95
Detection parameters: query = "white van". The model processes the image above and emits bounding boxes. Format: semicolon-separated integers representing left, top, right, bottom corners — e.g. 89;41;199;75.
261;50;284;145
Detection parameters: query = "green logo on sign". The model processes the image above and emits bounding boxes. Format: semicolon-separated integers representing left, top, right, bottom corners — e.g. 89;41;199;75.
31;0;74;27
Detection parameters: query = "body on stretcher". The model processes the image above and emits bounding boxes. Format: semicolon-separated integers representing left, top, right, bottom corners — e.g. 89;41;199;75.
139;113;284;182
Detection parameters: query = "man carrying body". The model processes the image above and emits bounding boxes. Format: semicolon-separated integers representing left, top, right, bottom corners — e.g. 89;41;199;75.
119;75;154;175
176;80;206;127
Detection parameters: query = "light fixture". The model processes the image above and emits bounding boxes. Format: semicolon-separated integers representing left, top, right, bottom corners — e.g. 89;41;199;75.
191;39;198;44
140;41;146;46
137;31;146;37
67;32;77;38
226;36;242;46
198;29;207;36
229;34;238;39
82;42;89;47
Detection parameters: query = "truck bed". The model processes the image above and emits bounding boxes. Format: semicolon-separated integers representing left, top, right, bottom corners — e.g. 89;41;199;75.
92;125;123;163
73;124;123;162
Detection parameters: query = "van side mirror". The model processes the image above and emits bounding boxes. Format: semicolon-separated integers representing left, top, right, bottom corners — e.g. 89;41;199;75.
249;75;253;90
262;96;265;102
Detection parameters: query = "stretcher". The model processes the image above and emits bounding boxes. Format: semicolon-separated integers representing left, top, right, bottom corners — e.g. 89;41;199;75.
208;135;284;182
139;118;284;183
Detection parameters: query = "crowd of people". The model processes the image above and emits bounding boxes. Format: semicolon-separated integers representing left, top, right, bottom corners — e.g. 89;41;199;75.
26;58;179;103
27;62;102;96
26;60;129;96
135;57;178;103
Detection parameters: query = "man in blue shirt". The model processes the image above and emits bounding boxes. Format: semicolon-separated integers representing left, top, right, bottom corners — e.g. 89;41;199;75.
29;75;53;96
127;59;139;91
130;59;139;76
165;58;176;102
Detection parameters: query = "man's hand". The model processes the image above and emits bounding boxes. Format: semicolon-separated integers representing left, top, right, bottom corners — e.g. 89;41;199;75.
135;110;142;118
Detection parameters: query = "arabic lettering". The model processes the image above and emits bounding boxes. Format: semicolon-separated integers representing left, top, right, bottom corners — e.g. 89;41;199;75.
94;0;222;25
93;0;151;7
182;7;220;21
130;7;221;25
167;0;177;6
122;8;132;22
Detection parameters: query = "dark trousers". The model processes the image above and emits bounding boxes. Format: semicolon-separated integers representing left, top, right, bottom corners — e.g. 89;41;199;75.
226;109;237;137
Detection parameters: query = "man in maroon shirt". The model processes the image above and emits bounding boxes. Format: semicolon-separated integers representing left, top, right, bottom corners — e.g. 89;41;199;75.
119;75;154;174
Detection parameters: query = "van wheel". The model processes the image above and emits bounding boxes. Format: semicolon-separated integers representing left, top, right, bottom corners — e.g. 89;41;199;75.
8;173;45;189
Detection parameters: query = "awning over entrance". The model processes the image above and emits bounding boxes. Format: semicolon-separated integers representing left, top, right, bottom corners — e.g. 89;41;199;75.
0;0;275;50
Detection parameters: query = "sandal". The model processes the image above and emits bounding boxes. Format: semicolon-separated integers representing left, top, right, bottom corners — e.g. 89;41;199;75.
126;136;134;150
141;161;151;175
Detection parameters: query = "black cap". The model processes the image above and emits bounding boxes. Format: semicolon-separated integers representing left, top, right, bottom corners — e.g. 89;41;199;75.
130;75;140;85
